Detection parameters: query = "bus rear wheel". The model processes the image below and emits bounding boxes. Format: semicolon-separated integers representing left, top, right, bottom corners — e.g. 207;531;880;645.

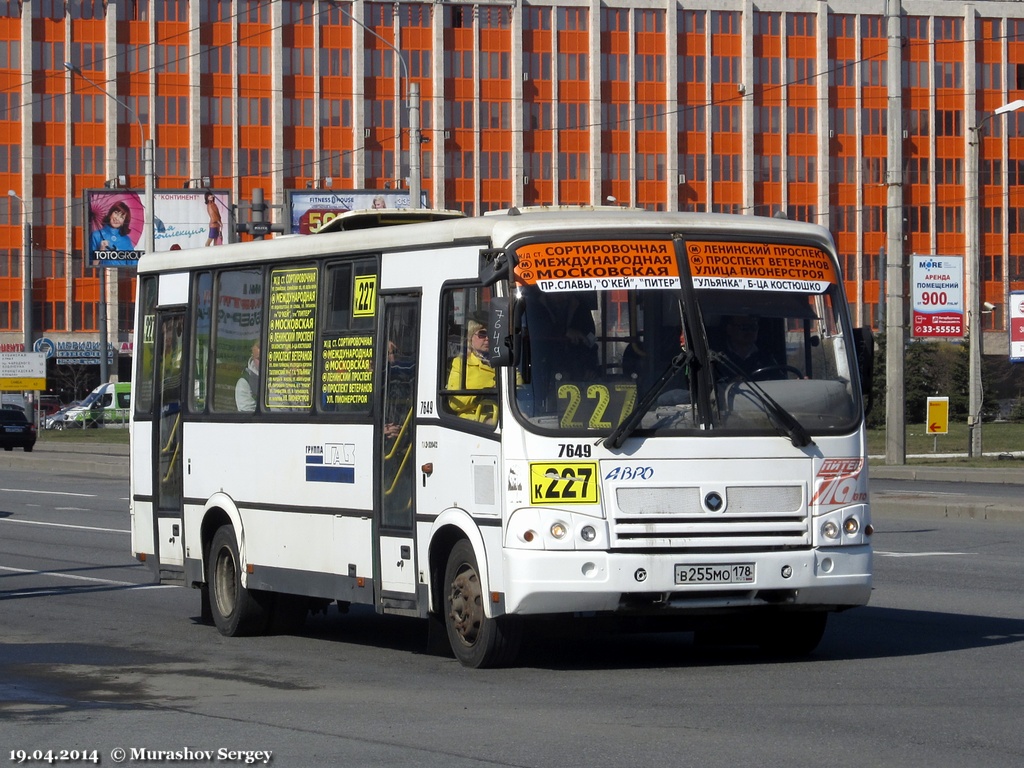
208;525;269;637
443;540;521;668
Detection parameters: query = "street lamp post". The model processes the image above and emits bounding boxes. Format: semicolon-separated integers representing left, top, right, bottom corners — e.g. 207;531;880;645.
332;5;421;208
7;190;31;352
65;62;155;383
966;99;1024;457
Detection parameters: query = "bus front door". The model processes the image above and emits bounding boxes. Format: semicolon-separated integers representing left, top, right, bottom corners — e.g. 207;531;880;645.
377;296;420;606
153;311;185;566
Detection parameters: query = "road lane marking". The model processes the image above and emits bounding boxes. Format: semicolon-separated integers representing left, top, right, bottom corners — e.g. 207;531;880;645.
0;487;96;498
1;586;172;598
0;565;137;586
0;518;127;534
875;550;972;557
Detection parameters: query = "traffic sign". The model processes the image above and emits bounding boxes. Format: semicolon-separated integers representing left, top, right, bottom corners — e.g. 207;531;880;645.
926;397;949;435
0;352;46;391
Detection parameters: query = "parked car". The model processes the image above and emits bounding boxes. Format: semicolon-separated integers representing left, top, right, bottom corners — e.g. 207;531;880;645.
44;401;82;430
37;394;63;418
0;408;36;451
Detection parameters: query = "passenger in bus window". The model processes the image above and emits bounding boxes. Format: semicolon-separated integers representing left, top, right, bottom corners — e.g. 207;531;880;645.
235;340;260;412
446;313;498;425
384;340;415;437
718;315;777;378
531;291;599;381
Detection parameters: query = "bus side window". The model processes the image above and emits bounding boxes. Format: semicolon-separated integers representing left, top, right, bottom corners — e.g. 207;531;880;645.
439;285;498;426
210;268;264;414
190;271;213;412
318;259;378;415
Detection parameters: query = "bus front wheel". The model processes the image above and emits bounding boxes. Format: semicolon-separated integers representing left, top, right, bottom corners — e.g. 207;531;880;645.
443;540;522;668
208;525;269;637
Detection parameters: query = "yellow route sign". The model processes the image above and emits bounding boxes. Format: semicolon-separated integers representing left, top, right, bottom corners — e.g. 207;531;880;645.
0;352;46;391
926;397;949;435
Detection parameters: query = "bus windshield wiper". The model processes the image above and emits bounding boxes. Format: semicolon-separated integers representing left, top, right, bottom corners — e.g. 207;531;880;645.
604;350;694;450
708;352;814;449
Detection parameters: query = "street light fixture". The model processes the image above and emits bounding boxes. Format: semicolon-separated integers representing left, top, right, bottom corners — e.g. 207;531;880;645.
966;98;1024;457
7;190;31;353
330;3;421;208
65;61;156;383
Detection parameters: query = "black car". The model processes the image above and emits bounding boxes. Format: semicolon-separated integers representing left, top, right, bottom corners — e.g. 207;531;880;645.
0;408;36;451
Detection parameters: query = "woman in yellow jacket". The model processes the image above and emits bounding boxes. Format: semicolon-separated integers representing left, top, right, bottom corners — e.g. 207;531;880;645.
447;315;499;424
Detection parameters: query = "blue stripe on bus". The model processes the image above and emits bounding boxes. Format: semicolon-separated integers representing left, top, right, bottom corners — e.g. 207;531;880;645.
305;464;355;484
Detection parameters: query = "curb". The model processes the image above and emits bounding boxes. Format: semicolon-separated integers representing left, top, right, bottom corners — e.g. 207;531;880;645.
871;496;1022;523
0;440;129;479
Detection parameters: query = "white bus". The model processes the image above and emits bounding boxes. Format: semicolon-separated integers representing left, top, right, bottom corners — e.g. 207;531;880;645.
130;207;875;667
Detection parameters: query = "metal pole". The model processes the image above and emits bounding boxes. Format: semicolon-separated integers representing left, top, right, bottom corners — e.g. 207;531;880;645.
23;216;31;351
331;4;420;207
884;0;906;465
98;267;108;383
7;191;31;351
967;125;982;458
967;100;1023;456
409;83;421;209
66;62;154;382
143;138;155;254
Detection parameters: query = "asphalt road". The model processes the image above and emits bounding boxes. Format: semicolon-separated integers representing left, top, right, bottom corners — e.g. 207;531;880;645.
2;462;1023;766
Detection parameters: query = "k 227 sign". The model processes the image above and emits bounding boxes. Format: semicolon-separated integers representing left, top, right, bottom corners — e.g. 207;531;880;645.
912;256;963;338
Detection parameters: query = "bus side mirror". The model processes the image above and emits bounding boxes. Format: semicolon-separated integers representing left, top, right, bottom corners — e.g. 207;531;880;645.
489;296;513;367
479;247;512;287
852;326;874;415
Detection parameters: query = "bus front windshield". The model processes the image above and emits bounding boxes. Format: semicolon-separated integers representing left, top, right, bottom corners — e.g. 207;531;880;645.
512;282;860;440
513;285;696;433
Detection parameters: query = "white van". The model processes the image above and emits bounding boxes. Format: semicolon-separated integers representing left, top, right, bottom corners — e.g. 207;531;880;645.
51;382;131;429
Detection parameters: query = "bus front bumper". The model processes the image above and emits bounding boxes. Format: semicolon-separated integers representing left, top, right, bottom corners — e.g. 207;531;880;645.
500;546;871;616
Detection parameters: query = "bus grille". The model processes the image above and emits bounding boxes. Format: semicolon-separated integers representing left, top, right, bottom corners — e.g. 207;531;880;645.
612;485;808;550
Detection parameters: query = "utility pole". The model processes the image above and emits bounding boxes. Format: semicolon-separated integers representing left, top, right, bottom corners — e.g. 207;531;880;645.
884;0;906;465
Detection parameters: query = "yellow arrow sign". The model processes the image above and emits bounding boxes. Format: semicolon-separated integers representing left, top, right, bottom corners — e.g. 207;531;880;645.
926;397;949;435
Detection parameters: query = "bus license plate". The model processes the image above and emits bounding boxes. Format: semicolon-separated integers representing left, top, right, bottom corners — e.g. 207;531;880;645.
675;563;755;585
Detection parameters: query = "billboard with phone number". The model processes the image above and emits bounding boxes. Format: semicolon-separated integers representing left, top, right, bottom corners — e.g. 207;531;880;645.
911;255;964;338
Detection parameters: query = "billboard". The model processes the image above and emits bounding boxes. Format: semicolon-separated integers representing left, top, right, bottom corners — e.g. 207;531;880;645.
1011;290;1024;363
85;189;233;267
287;189;430;235
911;255;964;338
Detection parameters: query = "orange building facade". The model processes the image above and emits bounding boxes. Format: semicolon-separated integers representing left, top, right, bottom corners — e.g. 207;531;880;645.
2;0;1024;386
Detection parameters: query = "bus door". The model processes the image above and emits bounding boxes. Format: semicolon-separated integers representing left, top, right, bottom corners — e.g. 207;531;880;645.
377;295;420;602
153;310;186;565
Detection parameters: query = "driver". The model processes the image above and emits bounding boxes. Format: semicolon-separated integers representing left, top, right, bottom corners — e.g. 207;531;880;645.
719;315;777;377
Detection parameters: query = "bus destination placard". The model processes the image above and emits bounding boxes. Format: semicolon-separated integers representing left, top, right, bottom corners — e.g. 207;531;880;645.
514;240;679;292
686;240;836;293
266;266;318;409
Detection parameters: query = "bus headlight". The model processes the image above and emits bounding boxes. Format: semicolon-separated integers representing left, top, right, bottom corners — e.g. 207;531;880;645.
580;525;596;542
821;521;840;540
550;522;568;539
843;517;859;536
